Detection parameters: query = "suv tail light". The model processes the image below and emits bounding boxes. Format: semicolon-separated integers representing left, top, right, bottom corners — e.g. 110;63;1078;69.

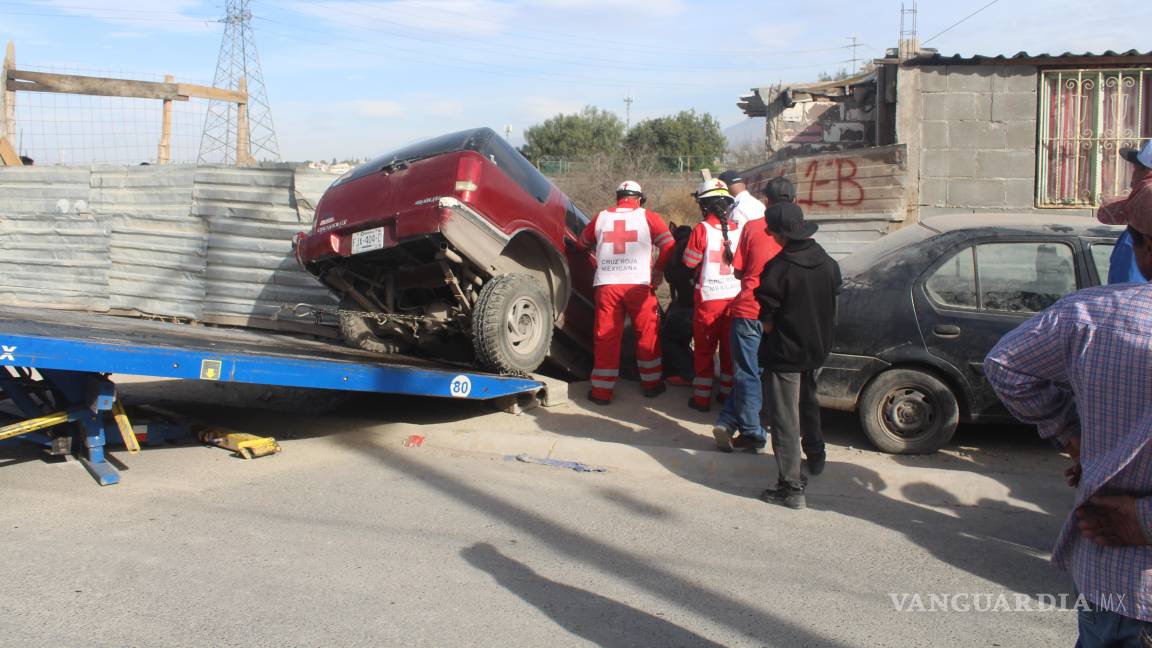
455;154;482;202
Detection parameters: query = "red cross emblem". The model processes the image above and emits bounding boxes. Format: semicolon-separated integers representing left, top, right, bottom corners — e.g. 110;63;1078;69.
602;219;639;255
708;248;733;275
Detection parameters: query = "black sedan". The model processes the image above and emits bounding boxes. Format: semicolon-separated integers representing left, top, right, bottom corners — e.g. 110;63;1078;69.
818;214;1122;454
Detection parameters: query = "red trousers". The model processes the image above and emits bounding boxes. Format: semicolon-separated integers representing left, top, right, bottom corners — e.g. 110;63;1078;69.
692;298;734;408
590;284;663;402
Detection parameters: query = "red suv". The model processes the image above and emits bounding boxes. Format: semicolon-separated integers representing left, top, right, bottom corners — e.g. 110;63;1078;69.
294;128;596;374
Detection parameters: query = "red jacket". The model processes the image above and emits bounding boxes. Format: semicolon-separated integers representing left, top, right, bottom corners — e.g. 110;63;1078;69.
728;217;782;319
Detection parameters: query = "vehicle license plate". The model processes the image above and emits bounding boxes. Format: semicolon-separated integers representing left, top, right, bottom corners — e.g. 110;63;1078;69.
351;227;385;255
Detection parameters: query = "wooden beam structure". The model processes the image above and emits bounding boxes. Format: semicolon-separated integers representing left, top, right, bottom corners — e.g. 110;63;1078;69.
2;41;15;144
0;136;21;166
235;77;253;166
2;41;251;165
5;70;246;104
158;74;174;165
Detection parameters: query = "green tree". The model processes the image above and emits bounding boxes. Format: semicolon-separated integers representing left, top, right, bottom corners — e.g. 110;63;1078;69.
521;106;625;163
623;110;726;172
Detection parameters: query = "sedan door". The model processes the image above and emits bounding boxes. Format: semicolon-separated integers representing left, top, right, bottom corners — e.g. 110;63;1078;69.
912;238;1084;420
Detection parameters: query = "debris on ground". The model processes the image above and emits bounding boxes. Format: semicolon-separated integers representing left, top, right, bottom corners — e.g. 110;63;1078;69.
505;454;607;473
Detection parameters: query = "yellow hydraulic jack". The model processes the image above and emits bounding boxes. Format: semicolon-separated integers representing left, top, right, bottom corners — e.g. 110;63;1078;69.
135;404;281;460
198;428;281;460
0;398;139;453
0;410;70;441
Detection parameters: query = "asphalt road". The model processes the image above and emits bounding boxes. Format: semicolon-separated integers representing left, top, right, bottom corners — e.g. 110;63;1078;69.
0;377;1080;647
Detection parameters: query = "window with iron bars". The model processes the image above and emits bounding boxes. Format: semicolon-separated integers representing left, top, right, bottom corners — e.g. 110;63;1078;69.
1038;68;1152;207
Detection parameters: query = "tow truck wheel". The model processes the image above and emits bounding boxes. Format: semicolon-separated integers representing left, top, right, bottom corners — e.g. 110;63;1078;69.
473;274;553;374
337;297;410;356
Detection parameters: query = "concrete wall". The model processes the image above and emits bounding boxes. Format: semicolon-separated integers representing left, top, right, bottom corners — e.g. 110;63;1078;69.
913;64;1093;219
0;164;338;335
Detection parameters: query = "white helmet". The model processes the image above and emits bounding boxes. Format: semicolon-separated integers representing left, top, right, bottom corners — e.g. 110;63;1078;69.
694;178;731;201
616;180;643;195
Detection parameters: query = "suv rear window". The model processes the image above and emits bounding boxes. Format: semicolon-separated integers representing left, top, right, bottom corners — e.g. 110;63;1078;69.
334;127;554;204
481;135;553;204
338;128;493;186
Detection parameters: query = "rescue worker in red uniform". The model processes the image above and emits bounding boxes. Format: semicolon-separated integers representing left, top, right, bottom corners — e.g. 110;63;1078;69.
681;179;743;412
579;181;674;405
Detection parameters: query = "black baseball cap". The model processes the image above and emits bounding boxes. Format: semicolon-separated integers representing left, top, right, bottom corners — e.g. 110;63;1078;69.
763;176;796;204
766;203;818;240
717;170;743;186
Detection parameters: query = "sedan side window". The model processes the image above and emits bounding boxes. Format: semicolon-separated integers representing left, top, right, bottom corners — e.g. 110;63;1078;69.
976;242;1076;313
1090;243;1114;283
926;248;977;308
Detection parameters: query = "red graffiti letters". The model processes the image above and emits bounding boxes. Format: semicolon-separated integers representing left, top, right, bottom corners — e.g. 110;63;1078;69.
795;158;866;209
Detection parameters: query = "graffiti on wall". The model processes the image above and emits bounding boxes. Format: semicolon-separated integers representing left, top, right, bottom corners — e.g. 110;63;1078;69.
742;144;907;219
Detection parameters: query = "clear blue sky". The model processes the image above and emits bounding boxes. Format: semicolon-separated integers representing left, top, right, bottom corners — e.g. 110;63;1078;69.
2;0;1148;162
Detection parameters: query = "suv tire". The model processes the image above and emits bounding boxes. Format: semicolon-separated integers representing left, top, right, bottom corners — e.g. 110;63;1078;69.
473;274;553;374
338;297;410;356
858;368;959;454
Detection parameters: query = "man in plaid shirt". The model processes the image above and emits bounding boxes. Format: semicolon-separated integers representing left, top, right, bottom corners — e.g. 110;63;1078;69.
985;155;1152;645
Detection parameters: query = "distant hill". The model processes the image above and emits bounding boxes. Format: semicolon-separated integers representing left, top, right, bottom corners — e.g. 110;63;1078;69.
723;118;764;149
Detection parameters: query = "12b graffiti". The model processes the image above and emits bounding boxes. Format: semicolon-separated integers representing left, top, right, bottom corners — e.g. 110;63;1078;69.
795;158;866;208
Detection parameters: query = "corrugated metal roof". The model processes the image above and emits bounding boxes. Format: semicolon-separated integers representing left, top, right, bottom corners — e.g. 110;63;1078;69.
907;49;1152;66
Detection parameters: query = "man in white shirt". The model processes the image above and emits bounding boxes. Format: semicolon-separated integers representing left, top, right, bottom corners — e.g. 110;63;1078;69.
719;170;765;225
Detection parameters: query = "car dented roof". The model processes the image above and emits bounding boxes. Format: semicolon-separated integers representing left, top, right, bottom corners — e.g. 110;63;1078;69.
838;213;1123;279
919;213;1122;237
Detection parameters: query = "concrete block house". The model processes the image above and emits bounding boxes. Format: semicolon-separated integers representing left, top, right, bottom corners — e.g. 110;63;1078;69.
736;47;1152;256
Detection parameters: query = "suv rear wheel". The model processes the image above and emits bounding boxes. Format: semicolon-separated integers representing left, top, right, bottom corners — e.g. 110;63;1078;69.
472;274;553;374
858;368;959;454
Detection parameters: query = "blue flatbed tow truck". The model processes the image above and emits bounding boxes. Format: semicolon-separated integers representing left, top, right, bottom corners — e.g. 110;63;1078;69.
0;305;546;485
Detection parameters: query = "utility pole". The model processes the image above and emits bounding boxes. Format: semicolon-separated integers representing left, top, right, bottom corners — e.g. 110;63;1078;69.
199;0;280;165
623;93;633;130
847;36;861;73
899;1;919;60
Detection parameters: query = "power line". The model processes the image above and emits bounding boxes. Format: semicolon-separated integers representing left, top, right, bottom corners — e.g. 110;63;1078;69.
0;2;204;16
0;9;215;24
271;10;850;74
922;0;1002;45
339;0;848;58
252;17;862;90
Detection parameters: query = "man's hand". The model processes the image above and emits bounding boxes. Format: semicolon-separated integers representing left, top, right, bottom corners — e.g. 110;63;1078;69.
1075;495;1151;546
651;274;663;292
1063;437;1082;488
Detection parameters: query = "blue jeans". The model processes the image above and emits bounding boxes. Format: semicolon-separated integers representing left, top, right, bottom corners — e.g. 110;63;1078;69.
1075;605;1150;648
714;317;764;442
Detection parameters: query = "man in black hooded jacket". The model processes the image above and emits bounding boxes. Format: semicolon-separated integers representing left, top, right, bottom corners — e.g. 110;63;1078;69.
754;203;841;510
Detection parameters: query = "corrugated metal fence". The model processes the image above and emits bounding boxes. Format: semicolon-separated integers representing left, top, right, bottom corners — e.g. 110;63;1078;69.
0;164;338;334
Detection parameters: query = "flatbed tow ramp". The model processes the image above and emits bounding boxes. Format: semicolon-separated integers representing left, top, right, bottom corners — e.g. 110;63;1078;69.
0;305;546;485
